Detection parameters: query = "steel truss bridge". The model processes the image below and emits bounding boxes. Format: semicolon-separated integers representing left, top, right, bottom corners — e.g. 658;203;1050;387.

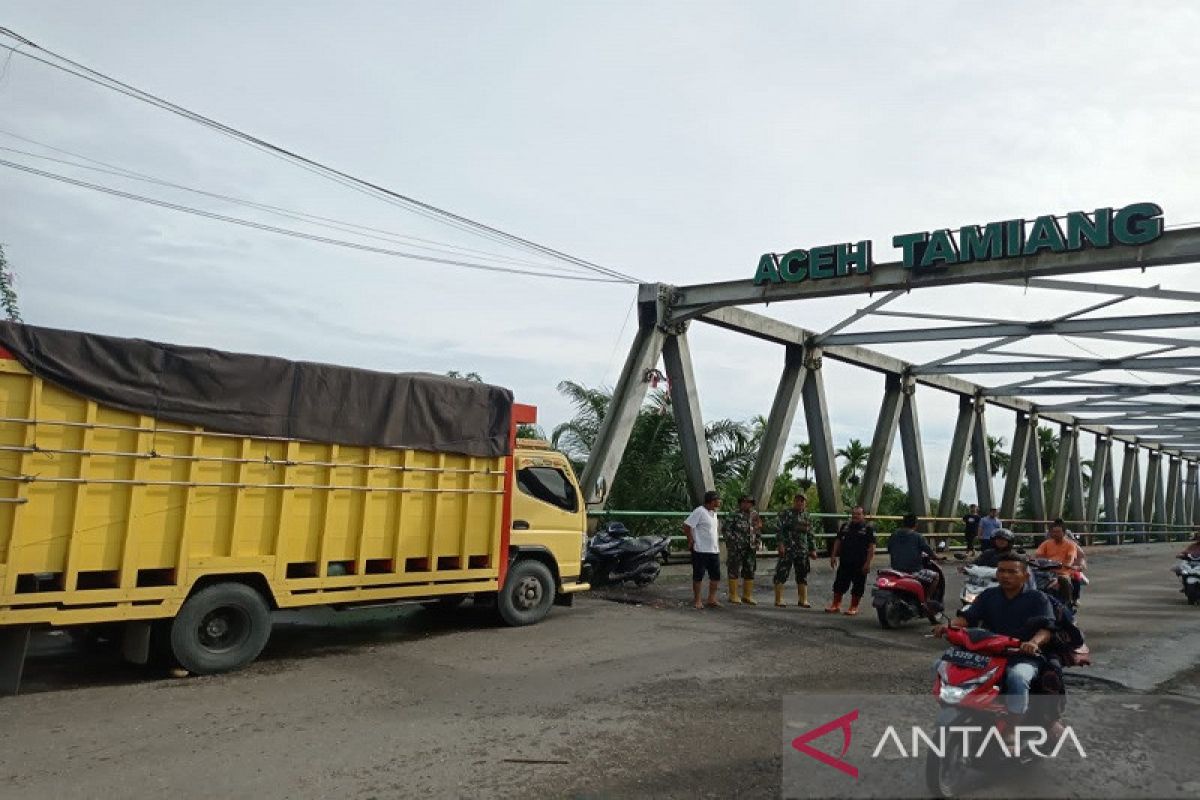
580;225;1200;535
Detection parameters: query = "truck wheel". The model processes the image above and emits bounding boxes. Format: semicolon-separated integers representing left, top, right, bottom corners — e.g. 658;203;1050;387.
170;583;272;675
497;560;555;627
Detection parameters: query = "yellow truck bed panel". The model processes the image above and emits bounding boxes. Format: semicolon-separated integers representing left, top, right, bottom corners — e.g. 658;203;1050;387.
0;359;507;625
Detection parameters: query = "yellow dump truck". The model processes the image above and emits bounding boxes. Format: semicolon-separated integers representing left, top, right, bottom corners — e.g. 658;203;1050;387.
0;323;589;694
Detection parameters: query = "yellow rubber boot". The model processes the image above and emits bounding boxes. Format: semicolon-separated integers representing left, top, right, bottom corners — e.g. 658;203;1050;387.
798;583;811;608
774;584;785;607
742;578;757;605
728;579;742;604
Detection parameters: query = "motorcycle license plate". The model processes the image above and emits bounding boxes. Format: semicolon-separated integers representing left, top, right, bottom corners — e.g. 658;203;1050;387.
941;648;990;669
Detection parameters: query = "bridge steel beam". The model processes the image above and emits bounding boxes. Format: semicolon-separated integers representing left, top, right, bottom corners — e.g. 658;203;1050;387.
1175;463;1189;528
747;344;807;509
969;398;995;512
1086;434;1112;530
898;377;932;528
1117;445;1136;524
669;226;1200;318
822;311;1200;347
936;396;977;534
1048;424;1076;520
662;331;715;507
1102;445;1118;531
1164;457;1182;530
1067;430;1087;532
1144;450;1163;529
1129;453;1146;541
1001;412;1033;519
696;306;1190;456
1025;417;1048;525
1188;461;1200;527
580;300;668;504
859;374;903;514
801;348;843;531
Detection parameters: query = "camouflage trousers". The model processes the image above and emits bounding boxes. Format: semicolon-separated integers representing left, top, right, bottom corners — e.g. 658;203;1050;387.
726;544;756;580
773;551;811;585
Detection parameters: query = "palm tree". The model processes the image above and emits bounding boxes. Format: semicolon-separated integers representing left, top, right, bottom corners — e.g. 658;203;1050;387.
967;434;1011;477
785;442;814;488
551;380;611;468
836;438;871;486
1037;426;1059;478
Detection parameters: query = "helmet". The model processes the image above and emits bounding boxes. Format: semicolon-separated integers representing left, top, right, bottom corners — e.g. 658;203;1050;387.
993;528;1014;542
604;521;631;537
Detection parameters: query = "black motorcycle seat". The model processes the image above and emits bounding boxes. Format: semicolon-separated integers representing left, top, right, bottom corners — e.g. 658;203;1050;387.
616;536;662;554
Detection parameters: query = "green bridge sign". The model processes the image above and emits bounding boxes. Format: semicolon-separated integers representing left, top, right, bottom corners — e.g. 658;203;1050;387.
753;202;1164;285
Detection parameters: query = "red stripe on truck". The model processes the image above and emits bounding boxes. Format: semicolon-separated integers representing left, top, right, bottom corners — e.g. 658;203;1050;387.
498;403;536;587
0;347;12;360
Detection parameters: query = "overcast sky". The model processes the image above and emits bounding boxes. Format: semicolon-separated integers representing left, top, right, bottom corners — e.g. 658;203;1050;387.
2;2;1199;506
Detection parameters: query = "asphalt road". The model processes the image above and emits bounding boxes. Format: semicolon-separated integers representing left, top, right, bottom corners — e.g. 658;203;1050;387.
2;542;1197;799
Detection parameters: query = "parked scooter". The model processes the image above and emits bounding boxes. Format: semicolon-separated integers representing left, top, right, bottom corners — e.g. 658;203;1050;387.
926;625;1090;797
1173;553;1200;605
871;554;946;628
585;522;669;587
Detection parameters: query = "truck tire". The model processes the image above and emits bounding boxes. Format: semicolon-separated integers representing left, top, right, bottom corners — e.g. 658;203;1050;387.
497;559;556;627
170;582;272;675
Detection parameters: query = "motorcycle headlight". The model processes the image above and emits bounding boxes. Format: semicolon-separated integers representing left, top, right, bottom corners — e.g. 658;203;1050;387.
937;663;998;705
962;592;977;604
939;684;970;704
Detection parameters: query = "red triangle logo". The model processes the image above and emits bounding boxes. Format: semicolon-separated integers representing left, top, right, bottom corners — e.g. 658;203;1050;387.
790;709;859;779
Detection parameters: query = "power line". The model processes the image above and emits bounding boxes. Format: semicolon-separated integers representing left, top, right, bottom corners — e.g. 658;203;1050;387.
0;29;642;284
0;158;625;283
0;134;600;277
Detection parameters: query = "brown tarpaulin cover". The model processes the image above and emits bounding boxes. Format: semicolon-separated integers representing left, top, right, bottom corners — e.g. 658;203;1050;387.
0;322;513;458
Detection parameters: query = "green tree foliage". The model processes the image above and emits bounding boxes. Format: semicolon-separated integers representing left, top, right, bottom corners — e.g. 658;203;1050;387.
445;370;482;382
967;434;1011;477
0;244;21;322
784;441;814;488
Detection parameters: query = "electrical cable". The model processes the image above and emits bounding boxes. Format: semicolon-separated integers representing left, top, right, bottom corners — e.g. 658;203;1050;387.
0;30;642;283
0;136;599;276
0;157;625;283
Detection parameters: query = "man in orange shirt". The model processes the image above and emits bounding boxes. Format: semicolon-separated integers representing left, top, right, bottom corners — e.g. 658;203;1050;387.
1035;519;1085;604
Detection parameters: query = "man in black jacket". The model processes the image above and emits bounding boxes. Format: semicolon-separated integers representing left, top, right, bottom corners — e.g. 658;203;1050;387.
825;506;876;616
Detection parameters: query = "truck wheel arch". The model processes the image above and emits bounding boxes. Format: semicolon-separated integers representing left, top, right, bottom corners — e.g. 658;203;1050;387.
508;546;561;587
186;572;278;609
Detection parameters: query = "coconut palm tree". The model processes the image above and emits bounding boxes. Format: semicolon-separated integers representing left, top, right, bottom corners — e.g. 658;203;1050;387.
967;435;1011;477
785;442;815;488
836;438;871;486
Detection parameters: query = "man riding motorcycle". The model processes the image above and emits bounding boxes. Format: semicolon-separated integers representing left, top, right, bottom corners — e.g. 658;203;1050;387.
973;528;1017;568
887;512;944;602
1035;520;1086;606
973;528;1037;590
933;552;1056;728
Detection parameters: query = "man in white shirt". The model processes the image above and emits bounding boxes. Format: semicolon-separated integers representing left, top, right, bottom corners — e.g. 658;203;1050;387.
684;490;723;609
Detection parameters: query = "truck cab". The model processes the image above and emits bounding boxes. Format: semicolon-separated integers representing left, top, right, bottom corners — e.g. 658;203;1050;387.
510;440;588;591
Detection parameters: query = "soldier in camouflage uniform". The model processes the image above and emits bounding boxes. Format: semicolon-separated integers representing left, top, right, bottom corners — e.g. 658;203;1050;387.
773;494;818;608
724;495;762;605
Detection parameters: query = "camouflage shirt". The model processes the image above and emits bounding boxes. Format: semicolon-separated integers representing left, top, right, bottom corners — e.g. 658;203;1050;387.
775;508;815;554
723;510;761;550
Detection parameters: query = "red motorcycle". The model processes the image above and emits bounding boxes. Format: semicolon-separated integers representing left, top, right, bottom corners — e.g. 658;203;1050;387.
871;554;945;628
927;626;1089;796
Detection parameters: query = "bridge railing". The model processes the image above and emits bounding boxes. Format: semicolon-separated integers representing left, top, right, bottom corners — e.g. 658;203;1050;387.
586;510;1197;554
